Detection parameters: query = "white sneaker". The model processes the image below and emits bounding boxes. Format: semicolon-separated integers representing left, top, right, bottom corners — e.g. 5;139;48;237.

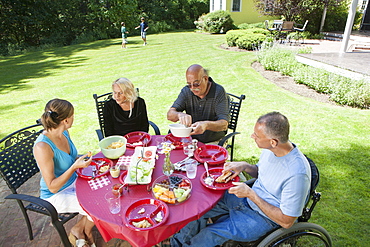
143;42;147;46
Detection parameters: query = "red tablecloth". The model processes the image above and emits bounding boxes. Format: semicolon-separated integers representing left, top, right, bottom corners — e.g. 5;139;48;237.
76;136;224;247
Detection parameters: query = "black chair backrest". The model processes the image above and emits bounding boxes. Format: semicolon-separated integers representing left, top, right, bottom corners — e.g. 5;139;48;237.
93;92;113;139
227;93;245;134
305;155;320;196
0;123;43;193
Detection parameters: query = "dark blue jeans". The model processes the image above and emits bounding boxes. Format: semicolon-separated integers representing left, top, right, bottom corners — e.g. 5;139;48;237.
171;191;279;247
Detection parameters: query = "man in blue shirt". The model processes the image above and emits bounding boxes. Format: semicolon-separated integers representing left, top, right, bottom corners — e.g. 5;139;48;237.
135;17;149;46
171;112;311;246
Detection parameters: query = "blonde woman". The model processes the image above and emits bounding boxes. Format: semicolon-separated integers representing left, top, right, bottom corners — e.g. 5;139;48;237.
33;99;95;247
103;77;149;136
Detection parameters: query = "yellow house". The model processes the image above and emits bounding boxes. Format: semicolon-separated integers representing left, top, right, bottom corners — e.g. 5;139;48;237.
210;0;273;25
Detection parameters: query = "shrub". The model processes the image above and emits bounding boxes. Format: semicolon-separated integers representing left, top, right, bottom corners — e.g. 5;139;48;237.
225;28;269;50
149;21;174;33
235;33;267;50
238;22;265;30
257;46;370;108
194;10;234;33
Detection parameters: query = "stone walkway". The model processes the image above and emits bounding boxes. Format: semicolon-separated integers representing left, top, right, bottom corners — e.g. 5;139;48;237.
295;30;370;81
0;173;132;247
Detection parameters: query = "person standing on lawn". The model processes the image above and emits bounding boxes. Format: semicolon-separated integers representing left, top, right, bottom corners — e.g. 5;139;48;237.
121;22;128;48
135;17;149;46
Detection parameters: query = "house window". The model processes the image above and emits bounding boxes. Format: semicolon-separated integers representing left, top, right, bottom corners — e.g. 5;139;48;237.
232;0;241;12
211;0;214;11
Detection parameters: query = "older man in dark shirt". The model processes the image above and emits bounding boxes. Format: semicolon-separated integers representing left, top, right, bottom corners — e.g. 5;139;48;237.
167;64;229;143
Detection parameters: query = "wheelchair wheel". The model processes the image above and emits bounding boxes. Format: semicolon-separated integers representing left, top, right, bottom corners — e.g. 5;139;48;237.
257;222;332;247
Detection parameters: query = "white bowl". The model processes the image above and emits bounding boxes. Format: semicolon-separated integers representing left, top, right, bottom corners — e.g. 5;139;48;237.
99;135;127;159
169;124;193;137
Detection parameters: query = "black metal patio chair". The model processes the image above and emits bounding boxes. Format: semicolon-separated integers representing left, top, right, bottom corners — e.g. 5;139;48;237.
221;155;332;247
0;123;77;247
93;90;161;141
218;93;246;161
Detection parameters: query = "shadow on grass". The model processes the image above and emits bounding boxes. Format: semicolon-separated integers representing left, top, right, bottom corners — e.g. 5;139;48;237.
0;39;119;94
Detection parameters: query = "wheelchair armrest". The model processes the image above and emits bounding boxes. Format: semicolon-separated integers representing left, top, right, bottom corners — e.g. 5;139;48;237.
245;178;256;187
149;121;161;135
218;132;240;147
96;129;104;141
5;194;59;222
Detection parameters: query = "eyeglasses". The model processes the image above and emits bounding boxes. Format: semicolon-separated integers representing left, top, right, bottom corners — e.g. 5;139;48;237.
186;80;201;88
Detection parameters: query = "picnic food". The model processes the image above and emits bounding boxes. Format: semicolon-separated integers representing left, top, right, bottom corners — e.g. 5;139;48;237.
99;165;110;174
132;219;152;228
215;170;233;183
153;175;191;204
87;151;92;157
106;140;125;149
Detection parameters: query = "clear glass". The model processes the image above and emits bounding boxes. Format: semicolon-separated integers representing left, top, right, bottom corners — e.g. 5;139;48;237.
162;152;174;176
183;144;195;157
156;137;165;154
105;192;121;214
110;165;120;178
186;160;197;179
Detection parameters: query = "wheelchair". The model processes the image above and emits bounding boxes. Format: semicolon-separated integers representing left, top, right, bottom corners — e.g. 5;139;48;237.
221;156;332;247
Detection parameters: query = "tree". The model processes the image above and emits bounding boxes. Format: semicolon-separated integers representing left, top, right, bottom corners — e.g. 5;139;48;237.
253;0;348;33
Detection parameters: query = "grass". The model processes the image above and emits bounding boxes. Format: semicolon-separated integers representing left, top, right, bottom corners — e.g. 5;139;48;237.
1;31;369;246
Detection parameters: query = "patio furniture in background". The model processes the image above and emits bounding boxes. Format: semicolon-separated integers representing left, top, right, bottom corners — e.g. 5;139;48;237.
0;123;78;247
93;90;161;141
294;20;309;32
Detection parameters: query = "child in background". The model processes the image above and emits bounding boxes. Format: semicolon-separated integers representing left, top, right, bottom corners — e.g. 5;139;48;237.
121;22;128;48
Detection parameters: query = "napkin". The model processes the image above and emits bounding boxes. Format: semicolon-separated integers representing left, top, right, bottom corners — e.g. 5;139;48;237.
116;155;132;168
87;175;111;191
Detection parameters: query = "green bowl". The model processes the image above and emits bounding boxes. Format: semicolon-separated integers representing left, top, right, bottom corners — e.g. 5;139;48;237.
99;135;127;159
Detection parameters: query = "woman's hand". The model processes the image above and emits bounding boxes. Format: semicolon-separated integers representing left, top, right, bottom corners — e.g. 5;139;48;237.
72;154;92;170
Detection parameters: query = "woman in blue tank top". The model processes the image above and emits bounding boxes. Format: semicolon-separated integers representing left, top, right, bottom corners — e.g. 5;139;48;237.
34;99;95;247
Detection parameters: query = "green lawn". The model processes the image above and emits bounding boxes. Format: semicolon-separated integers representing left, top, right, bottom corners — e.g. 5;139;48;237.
1;31;369;246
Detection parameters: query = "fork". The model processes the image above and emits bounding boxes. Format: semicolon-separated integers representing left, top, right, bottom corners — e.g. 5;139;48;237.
91;166;97;179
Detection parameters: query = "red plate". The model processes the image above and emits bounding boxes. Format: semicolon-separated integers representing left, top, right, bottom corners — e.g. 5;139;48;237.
124;131;151;148
118;170;128;185
76;158;113;179
124;198;169;231
193;144;228;165
200;168;240;190
164;133;192;150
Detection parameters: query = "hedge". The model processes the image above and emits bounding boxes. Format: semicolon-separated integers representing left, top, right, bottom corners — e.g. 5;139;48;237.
257;46;370;109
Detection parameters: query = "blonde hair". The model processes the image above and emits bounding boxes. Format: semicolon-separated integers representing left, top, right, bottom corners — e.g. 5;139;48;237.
112;77;138;103
41;99;74;131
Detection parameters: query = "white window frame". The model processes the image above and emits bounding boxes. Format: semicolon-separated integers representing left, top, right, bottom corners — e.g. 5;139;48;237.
231;0;242;12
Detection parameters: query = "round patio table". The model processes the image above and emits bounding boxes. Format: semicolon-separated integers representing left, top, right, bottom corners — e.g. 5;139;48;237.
76;135;225;247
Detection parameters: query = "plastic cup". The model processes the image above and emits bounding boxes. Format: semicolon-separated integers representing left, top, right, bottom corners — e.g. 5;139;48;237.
105;192;121;214
183;144;195;157
156;137;169;154
186;160;197;179
110;166;120;178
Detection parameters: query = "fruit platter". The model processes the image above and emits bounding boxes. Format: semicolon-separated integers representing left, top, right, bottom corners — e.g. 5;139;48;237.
124;146;157;184
152;174;192;204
